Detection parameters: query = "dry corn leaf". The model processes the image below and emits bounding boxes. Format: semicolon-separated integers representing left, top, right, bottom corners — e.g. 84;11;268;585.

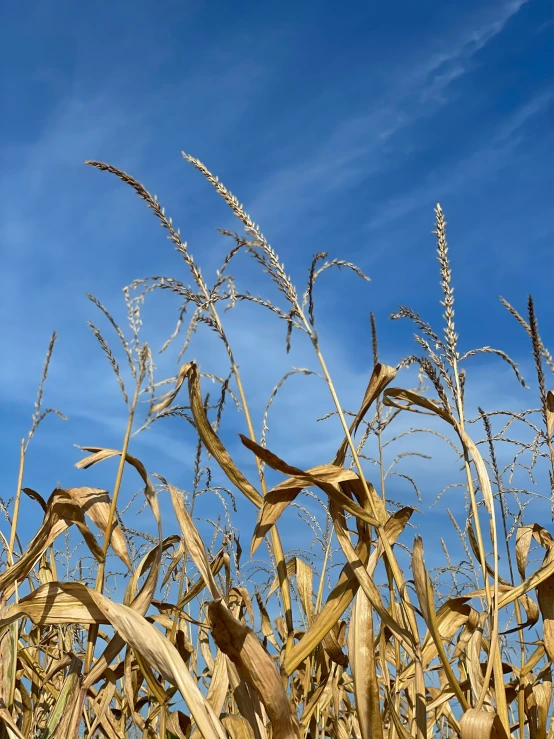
412;537;468;711
185;362;294;648
254;593;279;650
185;362;262;508
150;361;194;415
284;506;413;675
168;482;221;600
384;388;495;513
299;675;330;730
207;598;300;739
77;445;164;690
21;487;47;512
332;503;414;651
283;535;370;676
295;557;314;624
538;545;554;661
348;588;383;739
517;525;535;581
178;551;230;609
383;685;412;739
0;582;226;739
42;653;82;739
221;715;256;739
76;447;161;537
0;704;26;739
459;708;505;738
267;558;297;599
334;363;397;467
240;437;378;555
0;490;103;596
0;620;17;714
547;390;554;439
195;650;229;738
321;624;348;668
227;662;267;739
423;598;477;667
384;388;451;422
65;487;132;570
86;669;117;738
533;669;552;739
167;710;192;739
162;539;185;589
467;515;509;586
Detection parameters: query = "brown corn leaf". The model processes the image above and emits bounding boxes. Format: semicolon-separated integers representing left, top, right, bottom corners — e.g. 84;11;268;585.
178;551;230;609
334;363;397;466
385;388;495;513
254;593;279;650
299;675;330;730
208;598;300;739
383;388;494;514
200;622;215;675
221;715;256;739
76;447;161;537
0;619;17;713
321;624;348;668
0;490;103;596
0;582;227;739
284;535;370;676
184;362;294;648
162;539;185;589
422;598;476;668
332;503;414;650
467;516;510;586
205;651;230;725
0;704;26;739
65;487;132;570
533;668;552;739
150;361;194;415
267;558;297;599
347;589;383;739
283;506;413;675
383;685;412;739
547;390;554;439
74;445;165;691
516;523;553;582
42;654;83;738
167;710;192;739
22;487;47;512
229;587;255;628
227;660;268;739
538;545;554;661
186;362;262;508
498;550;554;610
168;482;221;600
411;537;468;711
459;708;504;738
384;387;451;422
86;668;117;738
295;557;314;624
241;437;378;555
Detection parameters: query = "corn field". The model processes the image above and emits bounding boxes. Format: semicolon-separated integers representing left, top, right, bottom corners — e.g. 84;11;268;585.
1;155;554;738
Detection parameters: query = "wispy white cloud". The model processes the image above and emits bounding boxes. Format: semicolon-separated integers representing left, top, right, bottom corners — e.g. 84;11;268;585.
245;1;531;234
361;86;553;239
2;0;550;568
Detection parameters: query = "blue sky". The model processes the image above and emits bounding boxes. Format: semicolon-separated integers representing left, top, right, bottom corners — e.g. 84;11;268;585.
1;0;553;586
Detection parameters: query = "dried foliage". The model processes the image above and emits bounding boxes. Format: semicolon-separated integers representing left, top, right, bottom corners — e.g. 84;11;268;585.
2;157;554;739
